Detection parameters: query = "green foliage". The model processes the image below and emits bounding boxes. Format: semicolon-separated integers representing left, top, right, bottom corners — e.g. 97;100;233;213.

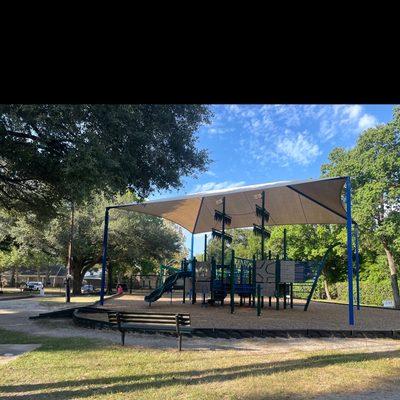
0;104;211;217
321;107;400;305
334;280;393;307
0;193;185;288
205;229;260;263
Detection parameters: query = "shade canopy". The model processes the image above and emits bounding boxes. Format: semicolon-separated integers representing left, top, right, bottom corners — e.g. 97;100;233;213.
112;177;348;234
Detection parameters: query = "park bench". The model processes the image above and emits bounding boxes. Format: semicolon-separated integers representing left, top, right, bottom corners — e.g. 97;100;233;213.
108;311;191;351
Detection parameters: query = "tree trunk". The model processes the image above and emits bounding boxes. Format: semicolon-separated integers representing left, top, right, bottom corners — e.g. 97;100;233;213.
383;244;400;309
72;265;83;295
10;267;15;287
323;278;332;300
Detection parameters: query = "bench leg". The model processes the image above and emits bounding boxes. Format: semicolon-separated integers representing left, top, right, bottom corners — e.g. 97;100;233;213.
121;330;126;346
178;334;182;351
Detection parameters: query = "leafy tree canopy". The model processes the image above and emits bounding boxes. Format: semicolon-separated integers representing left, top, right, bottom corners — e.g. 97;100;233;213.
0;104;211;217
0;193;185;292
321;107;400;306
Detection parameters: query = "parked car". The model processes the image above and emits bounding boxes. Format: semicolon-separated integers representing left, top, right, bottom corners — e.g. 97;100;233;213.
81;284;96;294
24;281;44;291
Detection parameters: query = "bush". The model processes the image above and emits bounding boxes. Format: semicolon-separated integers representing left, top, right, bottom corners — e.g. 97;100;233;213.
332;280;393;306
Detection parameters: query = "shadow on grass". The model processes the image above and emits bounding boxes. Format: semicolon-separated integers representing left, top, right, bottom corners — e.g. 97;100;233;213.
1;349;400;399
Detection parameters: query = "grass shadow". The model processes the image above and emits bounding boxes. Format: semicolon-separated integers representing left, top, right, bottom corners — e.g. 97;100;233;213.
1;349;400;399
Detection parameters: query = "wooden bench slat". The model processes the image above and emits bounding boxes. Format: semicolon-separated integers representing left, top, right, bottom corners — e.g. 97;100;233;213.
121;317;177;321
118;315;177;319
108;318;190;324
120;323;177;331
118;320;177;324
118;314;190;319
108;312;190;317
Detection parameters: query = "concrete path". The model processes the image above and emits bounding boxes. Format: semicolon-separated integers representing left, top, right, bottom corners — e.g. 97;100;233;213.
0;344;41;365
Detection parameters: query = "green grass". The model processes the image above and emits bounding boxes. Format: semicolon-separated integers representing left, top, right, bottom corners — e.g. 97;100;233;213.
36;295;98;307
1;328;400;399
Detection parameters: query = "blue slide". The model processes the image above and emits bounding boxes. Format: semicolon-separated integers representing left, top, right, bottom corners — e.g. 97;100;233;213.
145;271;190;303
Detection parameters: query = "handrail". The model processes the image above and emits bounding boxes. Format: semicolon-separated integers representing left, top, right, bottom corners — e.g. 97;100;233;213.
304;242;340;311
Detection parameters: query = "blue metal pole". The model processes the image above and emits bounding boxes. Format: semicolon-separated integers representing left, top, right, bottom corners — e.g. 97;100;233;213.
355;224;360;310
190;232;194;261
346;177;355;325
99;207;110;306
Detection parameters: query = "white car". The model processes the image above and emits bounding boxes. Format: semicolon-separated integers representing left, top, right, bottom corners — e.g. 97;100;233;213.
81;284;96;294
25;281;44;291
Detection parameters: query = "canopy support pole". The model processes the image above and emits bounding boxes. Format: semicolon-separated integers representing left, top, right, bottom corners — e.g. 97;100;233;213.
261;191;265;260
100;207;110;306
221;197;226;275
355;223;360;310
204;234;207;261
190;233;194;261
346;177;355;325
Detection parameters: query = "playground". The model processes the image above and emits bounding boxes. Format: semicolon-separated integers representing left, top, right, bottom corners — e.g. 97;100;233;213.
3;175;400;399
91;176;372;335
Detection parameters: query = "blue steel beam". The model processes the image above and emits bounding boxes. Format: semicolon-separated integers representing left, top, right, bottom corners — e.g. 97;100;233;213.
99;207;110;306
346;177;355;325
355;223;360;310
190;232;194;261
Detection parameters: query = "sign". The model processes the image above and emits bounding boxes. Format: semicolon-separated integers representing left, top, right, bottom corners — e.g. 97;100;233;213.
280;260;296;283
255;260;276;297
383;300;394;308
195;261;211;294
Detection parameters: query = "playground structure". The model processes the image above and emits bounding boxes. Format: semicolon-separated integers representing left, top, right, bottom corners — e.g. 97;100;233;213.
99;177;361;325
142;232;339;316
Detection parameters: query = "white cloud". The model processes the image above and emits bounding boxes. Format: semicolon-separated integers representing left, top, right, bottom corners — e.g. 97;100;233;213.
241;109;255;117
205;170;217;177
343;105;362;121
319;119;336;141
227;105;241;114
212;104;382;171
276;133;321;166
358;113;378;130
317;105;378;139
191;181;246;193
207;127;232;135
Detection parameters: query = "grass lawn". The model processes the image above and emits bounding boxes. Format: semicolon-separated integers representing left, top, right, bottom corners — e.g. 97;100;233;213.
36;295;98;307
1;329;400;399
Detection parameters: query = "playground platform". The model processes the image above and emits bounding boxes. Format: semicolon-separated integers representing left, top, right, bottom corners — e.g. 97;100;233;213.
79;293;400;333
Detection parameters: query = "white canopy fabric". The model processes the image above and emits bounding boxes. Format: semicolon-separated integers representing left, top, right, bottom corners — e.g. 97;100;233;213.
112;177;348;234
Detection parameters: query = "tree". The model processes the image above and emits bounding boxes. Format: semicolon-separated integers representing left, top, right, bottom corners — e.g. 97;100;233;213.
2;193;185;294
205;229;260;263
0;105;211;216
1;104;211;298
322;108;400;307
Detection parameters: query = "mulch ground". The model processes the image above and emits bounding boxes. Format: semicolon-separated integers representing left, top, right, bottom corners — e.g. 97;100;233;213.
94;293;400;331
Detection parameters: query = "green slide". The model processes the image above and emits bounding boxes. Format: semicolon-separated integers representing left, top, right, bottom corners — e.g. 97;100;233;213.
145;271;190;303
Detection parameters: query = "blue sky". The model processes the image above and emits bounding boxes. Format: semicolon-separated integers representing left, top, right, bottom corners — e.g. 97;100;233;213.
153;104;395;254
